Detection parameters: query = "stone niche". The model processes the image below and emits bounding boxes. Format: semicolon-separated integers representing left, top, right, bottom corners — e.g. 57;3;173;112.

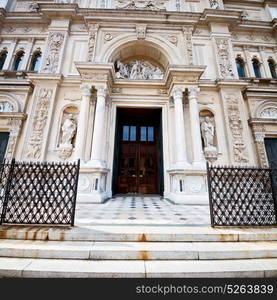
55;106;79;160
200;109;218;163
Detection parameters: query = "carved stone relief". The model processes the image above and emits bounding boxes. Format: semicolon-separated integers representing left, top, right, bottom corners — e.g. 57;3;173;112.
260;107;277;119
116;0;168;10
183;26;193;65
5;118;22;160
136;25;147;40
215;38;235;79
115;60;164;80
250;123;268;167
0;102;14;112
225;94;249;163
88;24;99;62
26;88;53;159
209;0;220;9
42;32;65;73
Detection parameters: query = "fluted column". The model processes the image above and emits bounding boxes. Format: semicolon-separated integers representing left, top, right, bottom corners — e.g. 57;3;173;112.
172;87;189;167
90;86;107;166
75;84;92;161
188;87;205;167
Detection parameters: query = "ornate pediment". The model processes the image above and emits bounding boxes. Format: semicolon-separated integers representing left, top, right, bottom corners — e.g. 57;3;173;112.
115;0;168;11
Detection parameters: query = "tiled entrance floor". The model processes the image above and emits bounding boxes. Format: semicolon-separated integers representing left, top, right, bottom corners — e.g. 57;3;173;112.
75;196;210;226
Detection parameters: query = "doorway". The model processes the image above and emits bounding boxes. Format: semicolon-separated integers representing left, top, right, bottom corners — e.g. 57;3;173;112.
112;108;164;195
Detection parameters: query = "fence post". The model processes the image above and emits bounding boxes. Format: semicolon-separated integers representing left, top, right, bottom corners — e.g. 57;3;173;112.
0;158;15;224
71;159;80;226
206;161;215;227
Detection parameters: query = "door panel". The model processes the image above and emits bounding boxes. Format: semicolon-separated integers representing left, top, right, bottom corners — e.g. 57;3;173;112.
117;122;159;194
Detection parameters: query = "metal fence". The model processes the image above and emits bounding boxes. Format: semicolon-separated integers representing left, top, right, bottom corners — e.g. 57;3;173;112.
0;159;80;226
207;163;277;226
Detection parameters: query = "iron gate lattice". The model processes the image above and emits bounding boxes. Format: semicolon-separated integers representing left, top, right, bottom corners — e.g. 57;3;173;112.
0;159;80;226
207;163;277;226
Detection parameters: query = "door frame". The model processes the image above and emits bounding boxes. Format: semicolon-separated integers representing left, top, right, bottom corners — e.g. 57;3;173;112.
111;107;164;196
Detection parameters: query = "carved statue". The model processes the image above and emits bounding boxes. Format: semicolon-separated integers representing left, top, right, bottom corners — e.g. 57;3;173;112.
201;116;215;149
60;114;77;146
115;60;129;79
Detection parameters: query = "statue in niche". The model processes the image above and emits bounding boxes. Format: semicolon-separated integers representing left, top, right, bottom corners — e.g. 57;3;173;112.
201;116;215;149
200;115;218;162
60;114;77;147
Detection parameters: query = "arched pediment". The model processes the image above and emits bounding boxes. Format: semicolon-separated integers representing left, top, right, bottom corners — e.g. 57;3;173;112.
0;93;21;112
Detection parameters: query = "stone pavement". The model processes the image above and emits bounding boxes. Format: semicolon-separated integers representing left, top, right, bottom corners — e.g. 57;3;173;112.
75;195;210;226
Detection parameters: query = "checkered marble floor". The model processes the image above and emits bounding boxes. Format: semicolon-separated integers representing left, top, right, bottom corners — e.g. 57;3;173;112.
75;196;210;226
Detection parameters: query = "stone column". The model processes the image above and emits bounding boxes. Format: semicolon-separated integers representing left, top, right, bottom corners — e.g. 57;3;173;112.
172;87;189;167
259;46;272;78
3;39;16;70
90;86;107;166
188;87;205;167
74;84;92;161
20;38;34;71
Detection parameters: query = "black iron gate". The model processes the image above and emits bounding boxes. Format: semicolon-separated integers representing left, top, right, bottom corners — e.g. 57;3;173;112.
0;159;80;226
207;163;277;226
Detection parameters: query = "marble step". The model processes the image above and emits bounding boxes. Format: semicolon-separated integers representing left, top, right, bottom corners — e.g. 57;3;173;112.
1;240;277;260
1;257;277;277
1;225;277;242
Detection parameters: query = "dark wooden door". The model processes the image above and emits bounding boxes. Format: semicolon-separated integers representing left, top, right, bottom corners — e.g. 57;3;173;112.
0;132;9;163
117;123;159;194
265;138;277;168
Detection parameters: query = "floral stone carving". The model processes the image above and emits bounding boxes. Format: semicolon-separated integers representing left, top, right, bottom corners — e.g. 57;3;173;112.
215;38;235;79
26;88;53;159
42;32;65;73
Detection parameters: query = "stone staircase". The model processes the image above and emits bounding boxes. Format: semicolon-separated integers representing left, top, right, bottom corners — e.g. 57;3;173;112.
0;225;277;277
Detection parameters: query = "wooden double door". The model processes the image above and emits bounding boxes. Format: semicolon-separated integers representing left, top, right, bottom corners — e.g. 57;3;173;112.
115;109;161;194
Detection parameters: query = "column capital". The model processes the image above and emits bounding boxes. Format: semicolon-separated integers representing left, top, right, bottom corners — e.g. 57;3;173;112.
171;87;184;101
80;84;92;97
188;86;200;100
96;86;107;98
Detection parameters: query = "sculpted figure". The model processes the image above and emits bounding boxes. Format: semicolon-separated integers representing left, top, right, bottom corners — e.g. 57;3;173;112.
60;114;77;146
201;116;215;149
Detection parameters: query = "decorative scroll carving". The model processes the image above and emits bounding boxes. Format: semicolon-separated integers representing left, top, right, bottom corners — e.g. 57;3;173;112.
136;25;147;40
215;38;235;79
42;32;65;73
115;0;168;10
26;88;53;159
226;94;249;163
115;60;164;80
260;108;277;119
88;24;99;62
0;102;14;112
183;26;193;65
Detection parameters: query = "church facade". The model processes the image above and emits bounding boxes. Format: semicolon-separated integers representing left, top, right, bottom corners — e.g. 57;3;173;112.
0;0;276;205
